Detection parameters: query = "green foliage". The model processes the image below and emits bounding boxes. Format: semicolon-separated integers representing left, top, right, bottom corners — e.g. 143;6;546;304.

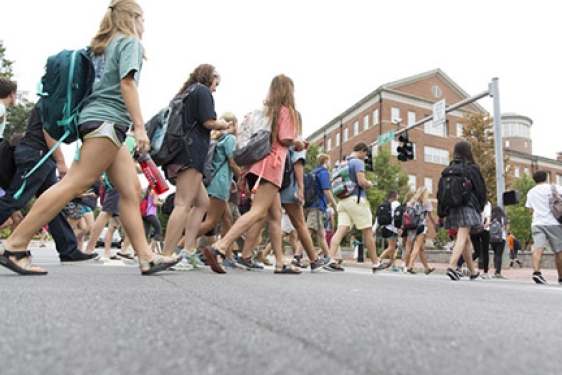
505;173;534;244
304;142;320;173
0;40;14;78
371;148;410;195
432;228;451;249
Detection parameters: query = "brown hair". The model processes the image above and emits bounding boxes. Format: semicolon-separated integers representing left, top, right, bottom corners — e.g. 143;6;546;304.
353;141;370;152
177;64;217;95
90;0;144;55
265;74;299;145
0;78;17;98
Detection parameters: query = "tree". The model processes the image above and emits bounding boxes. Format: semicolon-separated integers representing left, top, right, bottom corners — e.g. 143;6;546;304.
505;173;534;246
1;40;36;134
462;112;510;205
303;142;320;173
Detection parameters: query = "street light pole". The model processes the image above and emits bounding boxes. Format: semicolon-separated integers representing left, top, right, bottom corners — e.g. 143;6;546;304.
490;78;505;207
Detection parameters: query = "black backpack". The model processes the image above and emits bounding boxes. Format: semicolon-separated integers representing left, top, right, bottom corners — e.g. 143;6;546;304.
303;167;322;208
146;84;200;166
393;203;406;229
437;159;472;218
376;201;393;226
488;218;503;243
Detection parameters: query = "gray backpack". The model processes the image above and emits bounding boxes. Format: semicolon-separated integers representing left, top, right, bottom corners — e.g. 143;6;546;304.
488;218;503;243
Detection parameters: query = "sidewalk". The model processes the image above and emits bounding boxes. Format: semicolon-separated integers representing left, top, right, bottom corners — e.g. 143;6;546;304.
341;258;561;283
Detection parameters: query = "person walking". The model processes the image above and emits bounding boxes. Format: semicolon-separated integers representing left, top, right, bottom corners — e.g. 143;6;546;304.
159;64;230;265
525;170;562;285
441;141;487;281
141;185;163;254
204;74;305;275
326;141;385;273
376;190;401;268
0;0;179;275
471;201;492;278
507;232;523;268
489;205;508;278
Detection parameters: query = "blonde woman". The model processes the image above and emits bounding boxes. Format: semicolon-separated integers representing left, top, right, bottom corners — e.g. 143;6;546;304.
404;186;437;274
0;0;179;275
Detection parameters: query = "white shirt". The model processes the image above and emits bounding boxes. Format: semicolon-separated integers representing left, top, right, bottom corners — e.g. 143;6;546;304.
526;183;562;226
482;201;492;231
0;101;6;138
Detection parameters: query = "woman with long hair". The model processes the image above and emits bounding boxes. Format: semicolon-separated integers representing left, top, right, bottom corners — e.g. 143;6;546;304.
405;186;437;274
0;0;179;275
443;141;487;281
204;74;305;274
159;64;230;264
489;206;508;278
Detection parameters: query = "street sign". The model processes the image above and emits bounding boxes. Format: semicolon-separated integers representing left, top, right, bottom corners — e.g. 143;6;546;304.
377;129;394;145
433;99;446;127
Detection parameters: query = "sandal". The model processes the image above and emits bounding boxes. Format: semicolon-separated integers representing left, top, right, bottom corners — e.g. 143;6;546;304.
0;249;48;276
203;246;226;274
424;267;435;275
116;252;134;260
139;255;180;276
274;264;302;275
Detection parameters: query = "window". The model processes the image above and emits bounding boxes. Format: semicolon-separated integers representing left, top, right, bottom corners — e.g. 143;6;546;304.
514;166;520;178
335;133;340;147
505;140;510;148
557;175;562;186
524;168;530;176
344;128;349;142
524;141;528;149
372;109;379;126
326;138;332;151
503;122;530;138
390;140;399;156
424;146;449;165
408;111;416;126
456;123;463;137
424;119;446;137
391;107;400;123
408;175;416;191
363;115;369;131
424;177;433;194
354;120;359;136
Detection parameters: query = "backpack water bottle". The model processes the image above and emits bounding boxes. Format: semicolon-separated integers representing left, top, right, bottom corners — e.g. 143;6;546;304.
137;154;169;195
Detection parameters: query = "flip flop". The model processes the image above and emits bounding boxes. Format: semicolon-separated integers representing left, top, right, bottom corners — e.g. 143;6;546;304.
203;246;226;274
140;255;181;276
0;250;48;276
116;252;134;260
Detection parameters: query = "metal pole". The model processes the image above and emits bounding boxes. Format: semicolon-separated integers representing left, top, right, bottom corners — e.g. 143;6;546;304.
490;78;505;207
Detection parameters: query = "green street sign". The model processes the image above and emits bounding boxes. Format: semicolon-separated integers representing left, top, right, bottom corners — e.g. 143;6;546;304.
377;129;395;145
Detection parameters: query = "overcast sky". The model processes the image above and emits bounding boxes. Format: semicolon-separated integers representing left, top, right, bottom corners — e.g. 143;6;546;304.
2;0;561;161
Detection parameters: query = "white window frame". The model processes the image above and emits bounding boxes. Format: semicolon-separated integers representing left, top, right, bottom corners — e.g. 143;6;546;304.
363;115;369;131
326;138;332;151
372;109;379;125
424;146;449;165
424;177;433;194
408;111;416;126
335;133;340;147
354;120;359;136
391;107;400;123
557;174;562;186
456;123;463;137
390;140;399;156
344;128;349;142
408;175;416;191
424;119;446;137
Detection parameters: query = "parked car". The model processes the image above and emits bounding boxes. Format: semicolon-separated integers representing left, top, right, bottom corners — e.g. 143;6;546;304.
95;227;123;248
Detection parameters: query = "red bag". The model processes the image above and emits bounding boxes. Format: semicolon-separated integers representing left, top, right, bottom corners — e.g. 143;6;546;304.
140;199;148;216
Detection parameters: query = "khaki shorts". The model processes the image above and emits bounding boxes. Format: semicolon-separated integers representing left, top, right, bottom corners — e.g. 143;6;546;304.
305;208;324;231
531;225;562;253
336;195;372;230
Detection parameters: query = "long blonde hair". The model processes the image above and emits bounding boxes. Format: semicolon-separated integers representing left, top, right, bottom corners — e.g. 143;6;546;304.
410;186;429;205
265;75;300;144
90;0;144;55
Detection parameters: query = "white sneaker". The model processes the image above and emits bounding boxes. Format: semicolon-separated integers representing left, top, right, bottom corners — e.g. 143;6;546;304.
169;258;193;271
481;273;492;280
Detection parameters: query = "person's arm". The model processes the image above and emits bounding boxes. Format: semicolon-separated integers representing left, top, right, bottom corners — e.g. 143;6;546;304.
203;118;229;130
324;189;338;208
355;171;372;189
228;157;241;179
43;130;68;178
293;160;305;204
121;73;149;156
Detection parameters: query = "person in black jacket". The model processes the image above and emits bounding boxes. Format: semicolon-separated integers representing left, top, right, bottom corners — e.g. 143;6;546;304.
443;141;487;281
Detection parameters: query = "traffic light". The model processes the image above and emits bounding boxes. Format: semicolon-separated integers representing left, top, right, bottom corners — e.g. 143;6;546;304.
397;134;414;161
365;152;373;171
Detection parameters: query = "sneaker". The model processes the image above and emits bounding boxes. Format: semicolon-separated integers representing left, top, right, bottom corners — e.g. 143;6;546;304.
236;257;264;271
325;262;345;272
517;260;523;268
310;257;330;273
60;252;101;265
455;267;466;278
223;257;238;269
558;279;562;286
493;273;505;279
373;261;391;273
446;267;461;281
183;250;205;268
169;258;194;271
481;273;492;280
469;271;480;280
532;272;547;285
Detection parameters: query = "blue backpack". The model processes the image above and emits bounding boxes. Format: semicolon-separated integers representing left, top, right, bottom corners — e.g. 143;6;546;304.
13;48;95;199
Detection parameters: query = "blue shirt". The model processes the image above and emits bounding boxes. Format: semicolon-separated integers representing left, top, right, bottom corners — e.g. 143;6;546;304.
310;166;330;211
347;157;366;198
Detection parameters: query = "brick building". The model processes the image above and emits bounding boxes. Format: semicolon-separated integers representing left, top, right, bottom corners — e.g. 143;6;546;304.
306;69;562;236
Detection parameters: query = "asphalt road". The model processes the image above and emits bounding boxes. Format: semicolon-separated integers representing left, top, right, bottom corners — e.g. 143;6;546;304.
1;244;561;375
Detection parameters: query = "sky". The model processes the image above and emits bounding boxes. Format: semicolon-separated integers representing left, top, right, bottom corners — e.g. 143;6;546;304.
2;0;561;162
